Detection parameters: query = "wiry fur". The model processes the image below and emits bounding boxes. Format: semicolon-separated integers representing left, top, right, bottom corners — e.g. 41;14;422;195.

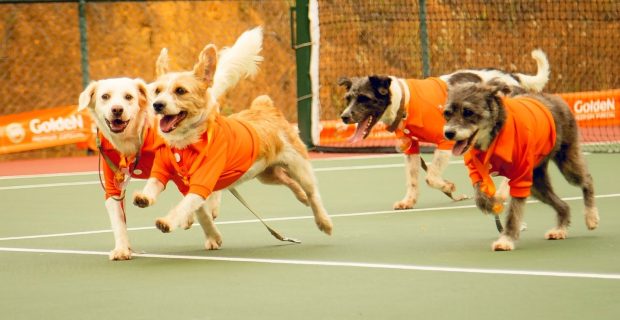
443;81;599;251
133;30;332;244
338;49;549;210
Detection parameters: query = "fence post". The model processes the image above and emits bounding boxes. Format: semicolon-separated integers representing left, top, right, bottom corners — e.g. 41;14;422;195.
78;0;90;88
418;0;430;78
292;0;314;148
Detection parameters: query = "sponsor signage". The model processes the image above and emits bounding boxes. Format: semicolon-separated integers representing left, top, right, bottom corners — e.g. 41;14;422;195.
559;90;620;125
0;105;96;154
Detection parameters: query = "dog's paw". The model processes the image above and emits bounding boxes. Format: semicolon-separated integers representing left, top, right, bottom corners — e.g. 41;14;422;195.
441;181;457;194
133;192;153;208
155;217;174;233
545;227;568;240
316;216;333;236
205;233;223;250
393;199;416;210
181;215;195;230
585;207;600;230
492;236;515;251
109;247;132;261
451;194;470;201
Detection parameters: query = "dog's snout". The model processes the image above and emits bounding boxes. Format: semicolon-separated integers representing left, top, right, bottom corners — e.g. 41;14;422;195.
444;129;456;140
111;106;123;117
153;101;166;113
341;111;353;124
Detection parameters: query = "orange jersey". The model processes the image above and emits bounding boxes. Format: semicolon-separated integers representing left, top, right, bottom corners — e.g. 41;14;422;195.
464;96;557;198
396;77;454;154
99;124;184;199
150;115;260;199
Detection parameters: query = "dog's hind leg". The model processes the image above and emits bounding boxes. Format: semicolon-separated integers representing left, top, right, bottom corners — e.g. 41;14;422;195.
194;204;223;250
394;154;420;209
281;151;333;235
492;197;526;251
257;166;309;206
553;144;599;230
530;163;571;240
425;149;468;201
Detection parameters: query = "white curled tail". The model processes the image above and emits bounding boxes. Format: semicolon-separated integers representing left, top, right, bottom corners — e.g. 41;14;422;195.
516;49;550;92
211;26;264;100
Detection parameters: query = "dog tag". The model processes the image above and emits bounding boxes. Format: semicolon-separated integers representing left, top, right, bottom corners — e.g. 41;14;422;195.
133;169;142;175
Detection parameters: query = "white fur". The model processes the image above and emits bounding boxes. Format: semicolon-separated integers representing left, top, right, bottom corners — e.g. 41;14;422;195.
105;198;131;260
211;27;263;100
439;49;550;93
379;77;409;126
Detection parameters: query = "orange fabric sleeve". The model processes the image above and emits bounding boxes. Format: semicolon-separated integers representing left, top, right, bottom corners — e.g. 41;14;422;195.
101;155;121;200
187;135;229;200
150;147;173;188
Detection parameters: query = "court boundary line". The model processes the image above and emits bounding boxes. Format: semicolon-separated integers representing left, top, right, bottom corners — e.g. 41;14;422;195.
1;193;617;242
0;246;618;280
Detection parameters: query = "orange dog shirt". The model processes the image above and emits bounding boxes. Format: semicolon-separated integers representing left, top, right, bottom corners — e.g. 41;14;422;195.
150;115;260;200
99;124;185;199
464;96;557;198
395;78;455;154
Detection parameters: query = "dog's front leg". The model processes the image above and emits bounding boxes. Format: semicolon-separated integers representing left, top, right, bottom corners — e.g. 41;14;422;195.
393;154;420;210
105;198;131;260
425;149;468;201
155;193;205;233
133;178;164;208
492;197;526;251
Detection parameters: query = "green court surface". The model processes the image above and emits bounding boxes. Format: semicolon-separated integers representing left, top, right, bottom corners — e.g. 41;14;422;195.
1;153;619;319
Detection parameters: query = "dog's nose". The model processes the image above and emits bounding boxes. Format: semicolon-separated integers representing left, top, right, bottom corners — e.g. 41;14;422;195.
153;101;166;113
444;130;456;140
341;114;352;124
111;106;123;117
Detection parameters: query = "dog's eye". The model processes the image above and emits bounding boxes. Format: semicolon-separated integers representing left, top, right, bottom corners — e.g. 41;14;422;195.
154;88;161;95
125;94;133;100
463;108;474;118
443;110;452;119
101;93;110;100
357;95;370;103
175;87;187;95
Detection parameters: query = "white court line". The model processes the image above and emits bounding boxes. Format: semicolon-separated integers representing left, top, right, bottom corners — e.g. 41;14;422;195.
0;161;464;190
1;193;618;242
0;171;98;180
0;246;618;280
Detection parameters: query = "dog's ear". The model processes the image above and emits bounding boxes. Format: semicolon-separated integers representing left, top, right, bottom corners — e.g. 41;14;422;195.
134;78;148;110
338;77;353;90
486;79;512;97
193;44;218;87
369;75;391;96
78;81;98;111
156;48;169;78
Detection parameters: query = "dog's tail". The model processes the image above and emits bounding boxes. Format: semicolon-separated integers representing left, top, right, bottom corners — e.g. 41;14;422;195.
515;49;550;92
211;26;264;100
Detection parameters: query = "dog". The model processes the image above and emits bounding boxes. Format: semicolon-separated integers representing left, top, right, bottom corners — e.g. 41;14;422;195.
338;49;550;210
77;27;263;260
442;79;600;251
131;36;333;244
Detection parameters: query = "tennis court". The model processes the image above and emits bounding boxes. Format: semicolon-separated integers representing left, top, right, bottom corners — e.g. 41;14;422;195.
1;153;619;319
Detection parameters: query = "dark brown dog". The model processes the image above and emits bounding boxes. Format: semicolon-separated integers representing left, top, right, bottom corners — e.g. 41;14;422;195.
442;80;600;251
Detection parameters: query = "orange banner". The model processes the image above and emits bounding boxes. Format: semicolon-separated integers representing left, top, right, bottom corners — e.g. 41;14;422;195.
0;105;96;154
558;89;620;126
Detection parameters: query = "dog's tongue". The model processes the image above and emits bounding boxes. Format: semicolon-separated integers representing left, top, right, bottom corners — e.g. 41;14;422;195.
110;119;128;132
160;113;185;133
347;117;371;144
452;140;468;156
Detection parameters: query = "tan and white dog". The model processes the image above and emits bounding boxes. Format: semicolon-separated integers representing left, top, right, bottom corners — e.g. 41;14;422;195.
132;31;333;244
77;27;264;260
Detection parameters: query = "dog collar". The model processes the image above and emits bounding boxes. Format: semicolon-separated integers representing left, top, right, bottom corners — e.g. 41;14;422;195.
386;79;408;132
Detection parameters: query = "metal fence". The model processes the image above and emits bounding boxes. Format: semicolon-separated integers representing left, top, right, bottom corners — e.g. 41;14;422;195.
0;0;295;160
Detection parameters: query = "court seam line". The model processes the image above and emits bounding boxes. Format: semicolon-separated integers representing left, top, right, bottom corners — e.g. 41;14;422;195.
1;193;617;242
0;246;618;280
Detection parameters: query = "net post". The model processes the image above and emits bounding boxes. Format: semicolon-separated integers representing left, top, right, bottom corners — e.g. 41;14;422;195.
78;0;90;89
418;0;430;78
293;0;314;148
